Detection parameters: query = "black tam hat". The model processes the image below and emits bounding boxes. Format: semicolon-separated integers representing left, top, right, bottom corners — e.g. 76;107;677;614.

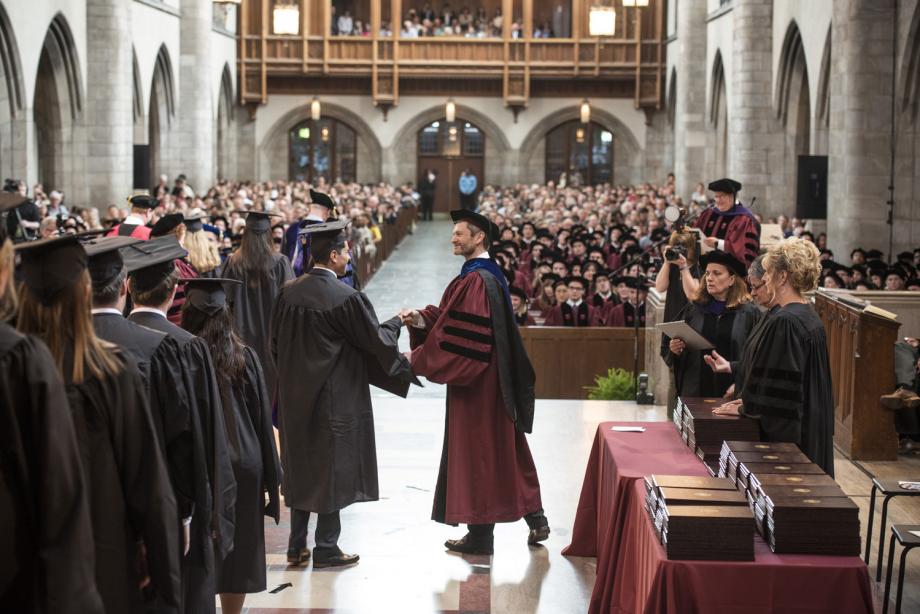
707;178;742;194
14;235;88;305
450;209;499;242
121;236;188;292
81;235;142;289
509;285;528;301
238;210;283;234
309;189;336;210
182;278;242;315
699;250;747;278
127;193;158;210
151;213;185;237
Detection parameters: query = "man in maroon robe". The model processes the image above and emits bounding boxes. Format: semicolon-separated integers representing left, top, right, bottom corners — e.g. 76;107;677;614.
106;193;156;240
695;178;760;267
544;276;596;326
402;209;549;555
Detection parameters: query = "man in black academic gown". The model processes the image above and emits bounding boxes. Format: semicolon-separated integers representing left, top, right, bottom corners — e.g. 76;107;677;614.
271;219;418;568
83;235;211;597
121;236;237;614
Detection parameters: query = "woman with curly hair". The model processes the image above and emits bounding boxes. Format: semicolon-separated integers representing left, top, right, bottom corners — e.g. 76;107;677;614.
707;238;835;475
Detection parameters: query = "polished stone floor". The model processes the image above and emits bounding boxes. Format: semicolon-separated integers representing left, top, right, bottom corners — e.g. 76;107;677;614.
228;221;920;613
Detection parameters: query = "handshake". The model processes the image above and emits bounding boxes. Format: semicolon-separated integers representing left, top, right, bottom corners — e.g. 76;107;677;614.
398;308;424;329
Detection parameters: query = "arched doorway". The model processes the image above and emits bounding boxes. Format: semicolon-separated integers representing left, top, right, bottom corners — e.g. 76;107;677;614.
216;64;235;180
417;118;485;212
706;51;729;180
148;45;175;186
288;117;356;182
776;21;812;216
544;120;613;186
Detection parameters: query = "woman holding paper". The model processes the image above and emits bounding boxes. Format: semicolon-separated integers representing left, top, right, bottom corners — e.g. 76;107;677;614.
665;251;760;399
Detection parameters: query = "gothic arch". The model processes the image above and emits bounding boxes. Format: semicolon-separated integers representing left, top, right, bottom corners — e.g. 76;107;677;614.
259;102;382;182
0;1;24;180
901;0;920;121
775;20;810;127
215;63;235;179
814;25;831;154
34;12;84;199
705;50;729;179
149;44;176;182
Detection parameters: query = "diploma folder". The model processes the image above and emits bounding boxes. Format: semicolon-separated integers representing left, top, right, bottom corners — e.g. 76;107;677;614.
656;321;715;351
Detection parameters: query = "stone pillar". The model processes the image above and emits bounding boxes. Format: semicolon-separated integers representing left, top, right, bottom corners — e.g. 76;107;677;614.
85;0;133;207
644;109;673;184
673;0;706;199
827;0;896;259
179;0;214;193
728;0;783;217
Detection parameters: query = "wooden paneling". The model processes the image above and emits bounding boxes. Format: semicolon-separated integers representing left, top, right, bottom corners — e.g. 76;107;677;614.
814;292;901;460
520;327;646;400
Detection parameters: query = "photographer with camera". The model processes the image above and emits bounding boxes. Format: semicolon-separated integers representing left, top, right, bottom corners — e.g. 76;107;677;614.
3;179;40;242
655;228;700;323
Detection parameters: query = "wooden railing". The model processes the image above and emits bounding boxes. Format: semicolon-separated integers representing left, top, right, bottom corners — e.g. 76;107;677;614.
352;206;416;287
238;0;666;111
520;326;646;399
814;291;901;460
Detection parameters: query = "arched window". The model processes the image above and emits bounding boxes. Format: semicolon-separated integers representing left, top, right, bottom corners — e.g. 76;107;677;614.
417;119;484;157
289;118;357;182
544;121;614;186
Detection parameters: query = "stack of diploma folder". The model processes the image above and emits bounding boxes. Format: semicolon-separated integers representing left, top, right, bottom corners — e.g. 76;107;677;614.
643;474;755;561
674;397;760;475
718;441;861;555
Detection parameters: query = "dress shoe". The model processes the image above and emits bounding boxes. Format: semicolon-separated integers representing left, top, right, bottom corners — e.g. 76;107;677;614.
881;387;920;410
286;547;310;565
445;534;494;555
313;550;360;569
527;524;551;545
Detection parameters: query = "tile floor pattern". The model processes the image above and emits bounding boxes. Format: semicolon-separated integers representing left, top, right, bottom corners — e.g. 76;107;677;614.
227;221;920;612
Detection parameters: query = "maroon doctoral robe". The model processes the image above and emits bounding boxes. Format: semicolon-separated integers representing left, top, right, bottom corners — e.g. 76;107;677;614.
544;301;595;327
409;272;543;525
695;204;761;267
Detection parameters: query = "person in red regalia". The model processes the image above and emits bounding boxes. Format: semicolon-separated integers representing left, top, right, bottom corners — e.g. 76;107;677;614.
106;193;157;240
401;209;550;555
695;178;760;267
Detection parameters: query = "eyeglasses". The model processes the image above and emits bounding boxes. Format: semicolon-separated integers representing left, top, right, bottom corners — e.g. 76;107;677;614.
750;281;766;291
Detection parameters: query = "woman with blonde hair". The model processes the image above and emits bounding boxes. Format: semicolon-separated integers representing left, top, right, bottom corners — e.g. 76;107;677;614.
707;237;835;475
184;214;222;276
14;235;180;612
666;250;760;398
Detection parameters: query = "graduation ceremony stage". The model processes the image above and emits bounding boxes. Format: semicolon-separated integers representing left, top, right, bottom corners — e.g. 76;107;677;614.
241;222;920;613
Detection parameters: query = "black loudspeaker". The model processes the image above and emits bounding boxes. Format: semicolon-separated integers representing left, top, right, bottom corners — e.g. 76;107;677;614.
796;155;828;219
133;145;150;190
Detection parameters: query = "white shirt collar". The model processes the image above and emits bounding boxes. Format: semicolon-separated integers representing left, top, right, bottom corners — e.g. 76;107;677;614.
312;265;338;278
123;214;146;225
474;250;490;260
305;214;325;222
92;308;123;316
130;306;167;319
567;299;583;308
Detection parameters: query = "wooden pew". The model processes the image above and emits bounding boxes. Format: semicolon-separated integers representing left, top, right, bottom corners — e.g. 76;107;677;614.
520;326;645;399
814;291;900;460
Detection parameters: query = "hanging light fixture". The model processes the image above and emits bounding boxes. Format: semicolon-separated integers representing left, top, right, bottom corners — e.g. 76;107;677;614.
273;3;300;35
588;5;616;37
580;99;591;124
445;98;456;123
321;127;330;142
310;97;321;121
576;128;586;143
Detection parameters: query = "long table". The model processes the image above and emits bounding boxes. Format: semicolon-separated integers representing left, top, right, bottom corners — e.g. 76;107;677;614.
562;422;875;614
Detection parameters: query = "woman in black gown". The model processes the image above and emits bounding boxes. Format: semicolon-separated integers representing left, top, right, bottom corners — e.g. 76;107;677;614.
708;238;835;475
666;250;760;398
181;277;281;614
15;235;180;612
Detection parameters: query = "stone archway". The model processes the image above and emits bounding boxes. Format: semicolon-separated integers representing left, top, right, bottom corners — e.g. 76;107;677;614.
814;26;831;156
259;102;382;183
148;44;176;184
387;103;513;186
0;1;24;183
215;63;236;180
33;13;85;202
775;20;811;217
518;106;642;186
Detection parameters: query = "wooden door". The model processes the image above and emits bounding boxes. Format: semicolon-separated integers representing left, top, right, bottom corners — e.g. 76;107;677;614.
416;119;486;213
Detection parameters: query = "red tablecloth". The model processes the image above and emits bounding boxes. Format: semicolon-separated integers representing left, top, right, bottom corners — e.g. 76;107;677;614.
563;422;875;614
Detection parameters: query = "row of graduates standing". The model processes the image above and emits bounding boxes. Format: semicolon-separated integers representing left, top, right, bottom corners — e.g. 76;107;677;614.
0;207;283;612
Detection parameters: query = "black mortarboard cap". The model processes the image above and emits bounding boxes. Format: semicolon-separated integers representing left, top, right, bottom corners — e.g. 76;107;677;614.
184;214;205;233
450;209;497;242
239;209;283;234
541;272;560;284
699;250;747;278
82;235;142;289
299;217;349;254
564;276;588;287
122;236;188;292
887;267;908;281
151;213;185;237
14;235;87;304
309;189;336;210
509;285;528;300
866;249;884;261
182;277;242;316
898;251;914;264
127;193;158;209
707;178;742;194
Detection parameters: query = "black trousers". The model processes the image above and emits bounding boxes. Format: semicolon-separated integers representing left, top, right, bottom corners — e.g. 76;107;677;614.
288;509;341;553
459;192;475;211
420;195;434;220
467;509;548;543
894;341;920;436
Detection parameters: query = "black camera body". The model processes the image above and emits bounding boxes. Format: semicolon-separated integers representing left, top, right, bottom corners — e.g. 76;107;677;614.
664;245;687;261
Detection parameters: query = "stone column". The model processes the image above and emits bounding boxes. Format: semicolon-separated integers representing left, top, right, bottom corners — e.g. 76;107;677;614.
85;0;133;207
728;0;783;217
179;0;214;192
673;0;706;199
827;0;895;259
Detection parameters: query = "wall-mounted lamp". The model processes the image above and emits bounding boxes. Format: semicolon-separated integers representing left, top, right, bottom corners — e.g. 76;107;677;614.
580;99;591;124
310;97;321;121
445;98;456;123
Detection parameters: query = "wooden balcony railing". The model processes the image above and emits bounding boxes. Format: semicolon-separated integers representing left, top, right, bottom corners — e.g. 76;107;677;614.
238;0;666;111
